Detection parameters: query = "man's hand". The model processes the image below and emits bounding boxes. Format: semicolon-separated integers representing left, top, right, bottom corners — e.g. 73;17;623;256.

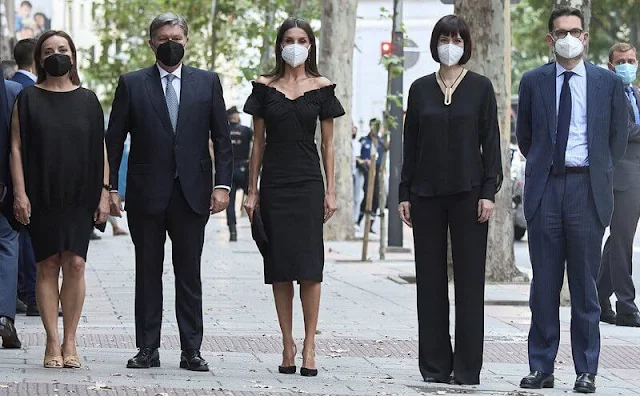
109;192;123;217
210;188;230;214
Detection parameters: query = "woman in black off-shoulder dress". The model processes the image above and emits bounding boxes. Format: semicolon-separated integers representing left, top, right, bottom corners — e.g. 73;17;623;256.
243;18;344;377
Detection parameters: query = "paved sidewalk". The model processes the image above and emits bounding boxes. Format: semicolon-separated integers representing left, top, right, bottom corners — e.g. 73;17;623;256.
1;213;640;395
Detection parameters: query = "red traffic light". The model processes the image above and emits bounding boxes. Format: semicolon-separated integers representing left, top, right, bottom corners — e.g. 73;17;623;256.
381;41;392;56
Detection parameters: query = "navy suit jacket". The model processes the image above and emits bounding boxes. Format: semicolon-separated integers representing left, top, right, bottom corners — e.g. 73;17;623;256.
106;64;233;216
516;61;629;226
612;86;640;192
0;79;22;211
10;71;35;88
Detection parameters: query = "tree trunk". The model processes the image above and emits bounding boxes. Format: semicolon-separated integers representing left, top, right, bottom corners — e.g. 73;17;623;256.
553;0;592;305
318;0;358;241
454;0;520;282
259;6;276;74
210;0;218;70
288;0;309;17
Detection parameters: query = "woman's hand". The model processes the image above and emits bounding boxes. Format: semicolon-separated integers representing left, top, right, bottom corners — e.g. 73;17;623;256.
243;191;259;223
13;192;31;225
398;201;412;227
477;199;495;223
323;193;337;223
95;190;110;224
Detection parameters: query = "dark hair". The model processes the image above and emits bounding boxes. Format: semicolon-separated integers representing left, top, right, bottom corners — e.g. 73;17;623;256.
34;30;81;85
430;15;472;65
13;38;36;69
20;1;32;8
263;18;321;81
548;6;585;32
369;118;379;125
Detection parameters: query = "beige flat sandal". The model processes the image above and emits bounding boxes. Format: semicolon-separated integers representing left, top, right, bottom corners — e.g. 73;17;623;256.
43;354;63;368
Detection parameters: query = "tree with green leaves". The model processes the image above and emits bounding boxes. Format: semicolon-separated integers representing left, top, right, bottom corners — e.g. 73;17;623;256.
512;0;637;93
86;0;321;106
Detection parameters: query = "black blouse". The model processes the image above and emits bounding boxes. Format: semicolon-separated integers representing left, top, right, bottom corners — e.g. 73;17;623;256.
399;71;503;202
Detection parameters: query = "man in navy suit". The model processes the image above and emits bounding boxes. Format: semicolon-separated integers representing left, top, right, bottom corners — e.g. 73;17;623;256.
597;43;640;328
10;39;36;88
106;12;233;372
0;77;22;348
517;6;628;393
10;38;39;318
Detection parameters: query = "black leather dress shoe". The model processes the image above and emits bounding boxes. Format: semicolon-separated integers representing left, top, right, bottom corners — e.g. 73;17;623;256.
127;348;160;368
0;317;21;349
574;373;596;393
180;350;209;372
520;371;554;389
16;299;27;314
26;305;40;317
600;309;616;325
424;375;454;384
616;312;640;327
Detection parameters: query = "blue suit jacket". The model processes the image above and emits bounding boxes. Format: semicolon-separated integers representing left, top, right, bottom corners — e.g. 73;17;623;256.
0;79;22;208
10;71;35;88
516;61;629;226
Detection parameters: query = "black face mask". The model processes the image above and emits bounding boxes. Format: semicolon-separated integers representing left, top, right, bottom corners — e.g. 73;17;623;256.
43;54;72;77
155;41;184;67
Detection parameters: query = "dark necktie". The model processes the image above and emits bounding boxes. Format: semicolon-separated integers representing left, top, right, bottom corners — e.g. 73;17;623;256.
626;86;640;125
553;71;575;175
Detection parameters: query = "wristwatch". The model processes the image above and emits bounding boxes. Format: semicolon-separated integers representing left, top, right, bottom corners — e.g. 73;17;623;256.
102;183;112;191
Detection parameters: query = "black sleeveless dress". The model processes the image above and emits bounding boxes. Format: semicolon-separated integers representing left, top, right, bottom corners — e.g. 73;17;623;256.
17;86;104;262
243;82;345;284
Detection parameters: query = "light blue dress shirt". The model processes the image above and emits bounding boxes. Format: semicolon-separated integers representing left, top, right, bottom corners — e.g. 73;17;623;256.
556;61;589;167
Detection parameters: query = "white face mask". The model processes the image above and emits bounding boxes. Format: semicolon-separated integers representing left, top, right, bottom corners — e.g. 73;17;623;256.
554;35;584;60
281;44;309;68
438;44;464;67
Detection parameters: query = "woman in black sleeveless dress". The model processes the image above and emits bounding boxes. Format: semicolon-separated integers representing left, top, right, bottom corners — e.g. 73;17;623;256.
243;18;344;377
10;31;110;369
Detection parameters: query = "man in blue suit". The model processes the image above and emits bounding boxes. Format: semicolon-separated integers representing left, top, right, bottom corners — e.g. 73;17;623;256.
10;39;36;88
597;42;640;328
517;6;629;394
0;76;22;348
10;38;39;317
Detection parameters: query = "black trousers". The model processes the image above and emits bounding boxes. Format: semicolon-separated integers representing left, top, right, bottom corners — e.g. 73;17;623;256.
128;179;209;351
226;166;248;227
359;166;381;221
410;188;488;385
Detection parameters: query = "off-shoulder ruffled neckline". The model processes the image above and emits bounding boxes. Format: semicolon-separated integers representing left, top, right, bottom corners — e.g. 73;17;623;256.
251;81;336;102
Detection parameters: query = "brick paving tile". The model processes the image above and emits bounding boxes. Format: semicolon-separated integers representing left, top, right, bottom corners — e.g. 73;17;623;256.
13;333;640;369
0;383;347;396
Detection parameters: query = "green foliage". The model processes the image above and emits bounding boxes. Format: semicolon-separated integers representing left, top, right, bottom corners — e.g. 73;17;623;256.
84;0;212;106
512;0;640;93
85;0;321;107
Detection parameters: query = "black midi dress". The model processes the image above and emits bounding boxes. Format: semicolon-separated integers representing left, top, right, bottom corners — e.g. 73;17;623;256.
17;86;104;262
243;82;345;284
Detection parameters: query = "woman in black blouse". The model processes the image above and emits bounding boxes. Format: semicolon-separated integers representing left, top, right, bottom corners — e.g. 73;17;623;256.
398;15;502;385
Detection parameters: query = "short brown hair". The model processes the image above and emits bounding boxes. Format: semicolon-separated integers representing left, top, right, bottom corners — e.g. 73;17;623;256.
609;43;637;63
34;30;81;85
430;15;472;65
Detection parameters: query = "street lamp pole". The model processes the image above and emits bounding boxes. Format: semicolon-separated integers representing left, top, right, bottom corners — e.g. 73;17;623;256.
387;0;404;247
